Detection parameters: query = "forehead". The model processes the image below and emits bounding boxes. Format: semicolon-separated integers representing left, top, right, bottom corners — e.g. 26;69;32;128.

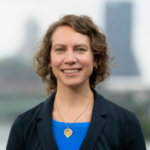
51;26;91;47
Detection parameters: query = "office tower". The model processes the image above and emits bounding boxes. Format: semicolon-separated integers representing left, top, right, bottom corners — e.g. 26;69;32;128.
105;2;139;76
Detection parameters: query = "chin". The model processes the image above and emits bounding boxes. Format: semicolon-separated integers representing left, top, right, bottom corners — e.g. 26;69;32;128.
65;83;80;88
63;80;87;88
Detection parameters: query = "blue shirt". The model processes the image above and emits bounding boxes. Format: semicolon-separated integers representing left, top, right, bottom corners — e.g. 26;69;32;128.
51;119;90;150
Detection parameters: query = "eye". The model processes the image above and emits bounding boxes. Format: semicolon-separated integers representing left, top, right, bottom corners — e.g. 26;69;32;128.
56;48;64;52
77;48;85;51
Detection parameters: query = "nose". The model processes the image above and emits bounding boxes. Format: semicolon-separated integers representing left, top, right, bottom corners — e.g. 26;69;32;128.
64;50;77;65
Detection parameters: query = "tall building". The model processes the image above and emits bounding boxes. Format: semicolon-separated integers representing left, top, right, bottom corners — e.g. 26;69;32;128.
19;17;39;58
105;2;139;76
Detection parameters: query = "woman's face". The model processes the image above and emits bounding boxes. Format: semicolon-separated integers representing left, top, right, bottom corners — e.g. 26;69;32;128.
49;26;96;88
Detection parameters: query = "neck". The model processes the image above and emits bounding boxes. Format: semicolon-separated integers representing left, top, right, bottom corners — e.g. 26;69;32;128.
54;82;94;111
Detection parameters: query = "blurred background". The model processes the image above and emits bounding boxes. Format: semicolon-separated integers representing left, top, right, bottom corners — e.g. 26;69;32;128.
0;0;150;149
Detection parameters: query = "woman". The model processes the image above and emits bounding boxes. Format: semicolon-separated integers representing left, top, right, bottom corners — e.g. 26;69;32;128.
6;15;146;150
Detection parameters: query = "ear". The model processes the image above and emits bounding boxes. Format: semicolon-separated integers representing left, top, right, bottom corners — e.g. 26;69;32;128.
49;62;52;68
93;61;97;67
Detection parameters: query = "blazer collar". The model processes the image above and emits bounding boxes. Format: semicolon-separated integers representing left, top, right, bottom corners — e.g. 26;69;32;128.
79;88;107;150
37;88;107;150
92;88;107;116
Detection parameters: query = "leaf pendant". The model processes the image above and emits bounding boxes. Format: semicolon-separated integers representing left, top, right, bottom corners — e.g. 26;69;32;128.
64;127;73;138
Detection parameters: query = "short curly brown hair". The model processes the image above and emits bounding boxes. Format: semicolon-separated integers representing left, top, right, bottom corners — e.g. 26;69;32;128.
30;14;114;96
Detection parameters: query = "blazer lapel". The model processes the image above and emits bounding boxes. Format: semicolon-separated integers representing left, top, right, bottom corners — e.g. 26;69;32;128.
79;88;107;150
37;93;59;150
36;88;107;150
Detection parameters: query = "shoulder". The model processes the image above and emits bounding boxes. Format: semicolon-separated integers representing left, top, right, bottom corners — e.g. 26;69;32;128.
93;88;137;121
95;87;135;117
96;91;139;126
100;95;146;148
104;97;135;118
102;98;146;149
101;97;143;130
10;101;44;130
102;95;145;137
19;101;44;120
6;101;46;149
11;93;55;129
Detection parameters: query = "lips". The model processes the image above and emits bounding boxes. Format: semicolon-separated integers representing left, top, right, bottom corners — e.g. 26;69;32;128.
62;69;81;73
64;69;80;73
61;68;82;70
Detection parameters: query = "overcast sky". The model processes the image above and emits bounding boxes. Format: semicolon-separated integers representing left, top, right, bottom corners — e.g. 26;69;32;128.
0;0;150;86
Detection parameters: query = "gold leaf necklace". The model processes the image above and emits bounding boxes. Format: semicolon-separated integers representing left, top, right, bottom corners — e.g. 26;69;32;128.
55;94;93;138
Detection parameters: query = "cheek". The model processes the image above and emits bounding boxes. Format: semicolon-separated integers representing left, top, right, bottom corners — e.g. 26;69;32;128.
80;55;93;67
51;55;63;68
81;57;94;76
51;58;61;79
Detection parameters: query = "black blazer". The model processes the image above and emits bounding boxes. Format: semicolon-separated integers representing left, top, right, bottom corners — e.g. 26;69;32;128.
6;88;146;150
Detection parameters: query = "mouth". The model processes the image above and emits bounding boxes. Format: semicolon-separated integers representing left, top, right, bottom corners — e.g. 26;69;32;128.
61;69;82;74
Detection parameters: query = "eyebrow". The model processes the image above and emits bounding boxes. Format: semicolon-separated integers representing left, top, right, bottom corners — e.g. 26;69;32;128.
53;44;89;50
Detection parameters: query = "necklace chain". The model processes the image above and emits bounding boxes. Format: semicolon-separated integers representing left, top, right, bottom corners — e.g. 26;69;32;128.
55;94;93;128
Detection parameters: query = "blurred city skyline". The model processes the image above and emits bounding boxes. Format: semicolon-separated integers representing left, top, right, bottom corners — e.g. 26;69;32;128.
1;0;150;89
0;0;150;149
